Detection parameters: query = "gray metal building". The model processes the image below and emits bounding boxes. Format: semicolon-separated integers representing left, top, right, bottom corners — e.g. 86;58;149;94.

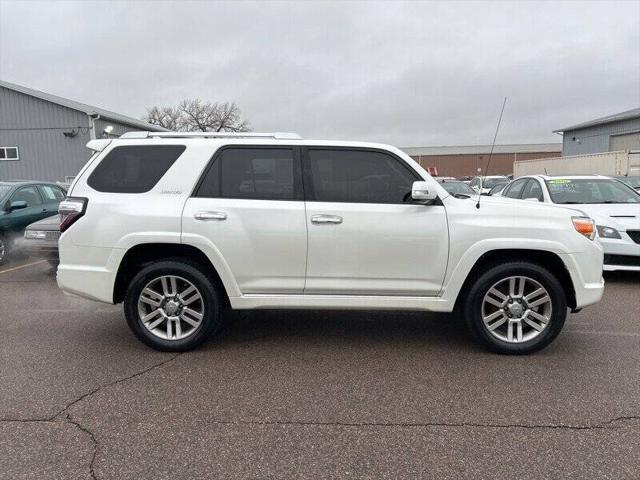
554;108;640;156
0;80;167;183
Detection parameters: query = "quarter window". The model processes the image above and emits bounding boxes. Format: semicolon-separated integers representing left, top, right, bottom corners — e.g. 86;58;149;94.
307;149;418;204
87;145;186;193
196;147;300;201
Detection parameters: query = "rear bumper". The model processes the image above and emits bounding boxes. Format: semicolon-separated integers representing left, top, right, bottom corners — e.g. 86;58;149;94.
56;238;123;303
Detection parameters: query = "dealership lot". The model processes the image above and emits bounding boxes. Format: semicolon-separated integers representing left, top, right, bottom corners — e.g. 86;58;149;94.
0;258;639;479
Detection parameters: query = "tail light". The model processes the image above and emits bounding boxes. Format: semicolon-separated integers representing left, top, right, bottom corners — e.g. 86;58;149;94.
59;197;87;233
572;216;596;240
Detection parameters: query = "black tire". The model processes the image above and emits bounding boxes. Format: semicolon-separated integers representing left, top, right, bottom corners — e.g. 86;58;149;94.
0;233;9;266
463;262;567;355
124;260;223;352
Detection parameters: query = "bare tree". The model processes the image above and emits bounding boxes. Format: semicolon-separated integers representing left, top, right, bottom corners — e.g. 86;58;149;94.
144;99;250;132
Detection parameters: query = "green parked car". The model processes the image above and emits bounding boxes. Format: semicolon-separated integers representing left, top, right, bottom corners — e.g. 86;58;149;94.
0;181;67;265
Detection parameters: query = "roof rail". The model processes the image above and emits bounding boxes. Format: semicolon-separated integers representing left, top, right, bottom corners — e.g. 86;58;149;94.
120;131;303;140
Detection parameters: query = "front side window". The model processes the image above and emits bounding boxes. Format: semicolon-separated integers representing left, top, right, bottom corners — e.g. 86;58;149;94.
307;149;418;204
545;178;640;204
11;186;42;207
521;179;543;201
87;145;186;193
503;178;528;199
196;147;299;200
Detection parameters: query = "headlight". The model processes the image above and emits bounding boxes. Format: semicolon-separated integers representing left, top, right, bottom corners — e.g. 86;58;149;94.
572;216;596;240
24;230;47;240
596;225;622;239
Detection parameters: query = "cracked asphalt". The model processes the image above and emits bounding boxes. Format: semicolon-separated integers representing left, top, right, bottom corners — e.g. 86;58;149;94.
0;259;639;479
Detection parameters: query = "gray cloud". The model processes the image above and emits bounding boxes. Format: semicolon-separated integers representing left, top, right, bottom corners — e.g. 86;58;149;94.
1;0;638;146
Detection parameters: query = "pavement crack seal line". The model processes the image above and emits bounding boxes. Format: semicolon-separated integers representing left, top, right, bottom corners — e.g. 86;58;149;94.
0;353;181;480
205;416;640;431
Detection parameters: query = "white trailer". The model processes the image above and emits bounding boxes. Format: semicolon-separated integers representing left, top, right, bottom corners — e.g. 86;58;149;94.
513;150;640;177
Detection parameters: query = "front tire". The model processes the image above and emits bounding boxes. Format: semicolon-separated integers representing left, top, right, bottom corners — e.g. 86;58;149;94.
124;260;223;352
0;234;9;266
463;262;567;354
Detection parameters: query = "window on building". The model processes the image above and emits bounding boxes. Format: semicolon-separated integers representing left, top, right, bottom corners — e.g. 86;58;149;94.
0;146;20;160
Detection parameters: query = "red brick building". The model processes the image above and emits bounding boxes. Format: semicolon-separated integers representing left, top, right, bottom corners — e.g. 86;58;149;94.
402;144;561;177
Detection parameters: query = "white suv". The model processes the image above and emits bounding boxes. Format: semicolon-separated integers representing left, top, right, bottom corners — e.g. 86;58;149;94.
57;132;605;354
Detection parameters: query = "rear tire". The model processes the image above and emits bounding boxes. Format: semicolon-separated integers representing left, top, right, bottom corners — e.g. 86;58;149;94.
463;262;567;354
124;260;223;352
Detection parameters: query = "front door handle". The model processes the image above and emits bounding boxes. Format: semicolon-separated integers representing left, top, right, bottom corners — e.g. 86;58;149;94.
194;211;227;221
311;214;343;225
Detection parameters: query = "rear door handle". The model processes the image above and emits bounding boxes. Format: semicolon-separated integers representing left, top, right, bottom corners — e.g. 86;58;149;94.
311;214;343;225
194;211;227;221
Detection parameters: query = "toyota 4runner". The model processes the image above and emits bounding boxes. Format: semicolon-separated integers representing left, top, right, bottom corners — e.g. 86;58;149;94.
57;132;605;354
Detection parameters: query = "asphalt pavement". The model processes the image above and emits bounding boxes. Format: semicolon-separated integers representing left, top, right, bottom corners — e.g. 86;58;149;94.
0;257;639;479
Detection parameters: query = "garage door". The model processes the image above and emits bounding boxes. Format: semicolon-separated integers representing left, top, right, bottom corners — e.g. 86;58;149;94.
610;131;640;151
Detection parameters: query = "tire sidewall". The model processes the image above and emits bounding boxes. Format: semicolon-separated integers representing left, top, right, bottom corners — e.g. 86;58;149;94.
465;262;567;354
124;261;220;352
0;233;9;265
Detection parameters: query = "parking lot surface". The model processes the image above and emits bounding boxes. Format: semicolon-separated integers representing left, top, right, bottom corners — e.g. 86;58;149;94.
0;257;639;479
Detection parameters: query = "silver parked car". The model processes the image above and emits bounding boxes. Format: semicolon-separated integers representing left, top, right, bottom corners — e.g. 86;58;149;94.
23;214;60;266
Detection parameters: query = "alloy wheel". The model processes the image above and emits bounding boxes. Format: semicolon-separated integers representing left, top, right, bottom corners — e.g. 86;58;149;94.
481;275;552;343
137;275;205;341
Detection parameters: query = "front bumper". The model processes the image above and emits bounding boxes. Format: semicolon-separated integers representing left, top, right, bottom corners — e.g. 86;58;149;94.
559;246;605;310
600;234;640;272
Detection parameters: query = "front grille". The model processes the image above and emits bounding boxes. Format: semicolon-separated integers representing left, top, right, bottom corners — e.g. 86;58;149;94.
45;231;61;241
627;230;640;244
604;254;640;267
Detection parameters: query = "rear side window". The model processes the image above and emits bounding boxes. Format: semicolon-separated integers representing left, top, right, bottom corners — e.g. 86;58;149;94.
503;178;528;199
196;147;300;200
87;145;185;193
307;148;418;204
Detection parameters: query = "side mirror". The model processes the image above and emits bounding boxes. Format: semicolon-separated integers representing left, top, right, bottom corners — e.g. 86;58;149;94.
523;197;541;202
9;200;28;212
411;181;438;203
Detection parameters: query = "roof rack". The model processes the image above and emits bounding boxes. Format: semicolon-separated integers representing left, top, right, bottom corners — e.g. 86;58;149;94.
120;131;302;140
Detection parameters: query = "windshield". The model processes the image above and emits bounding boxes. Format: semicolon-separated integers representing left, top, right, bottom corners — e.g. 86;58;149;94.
545;178;640;204
483;177;508;188
0;184;13;199
441;181;476;195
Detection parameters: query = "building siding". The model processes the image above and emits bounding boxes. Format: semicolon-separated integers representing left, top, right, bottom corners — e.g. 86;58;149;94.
0;86;154;182
562;117;640;156
410;151;560;177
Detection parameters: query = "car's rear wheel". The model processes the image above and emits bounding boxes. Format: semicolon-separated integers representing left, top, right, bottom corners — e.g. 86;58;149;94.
464;262;567;354
124;260;223;352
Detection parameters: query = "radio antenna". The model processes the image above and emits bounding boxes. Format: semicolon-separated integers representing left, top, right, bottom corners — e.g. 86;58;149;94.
476;97;507;209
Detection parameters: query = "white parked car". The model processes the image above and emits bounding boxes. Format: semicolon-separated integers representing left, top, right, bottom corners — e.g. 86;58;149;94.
57;132;604;354
501;175;640;271
470;175;509;195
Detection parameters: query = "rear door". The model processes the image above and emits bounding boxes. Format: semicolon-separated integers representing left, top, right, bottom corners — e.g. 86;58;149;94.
182;146;307;294
303;147;448;296
38;184;67;217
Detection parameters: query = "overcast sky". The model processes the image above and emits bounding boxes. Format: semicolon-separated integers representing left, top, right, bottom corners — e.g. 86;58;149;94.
1;0;639;146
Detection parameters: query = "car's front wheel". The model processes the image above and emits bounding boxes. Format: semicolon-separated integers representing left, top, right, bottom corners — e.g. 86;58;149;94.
0;234;9;266
124;260;223;352
464;262;567;354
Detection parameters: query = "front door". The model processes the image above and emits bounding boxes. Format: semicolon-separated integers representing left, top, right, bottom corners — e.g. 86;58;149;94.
6;186;46;234
182;146;307;294
303;148;449;296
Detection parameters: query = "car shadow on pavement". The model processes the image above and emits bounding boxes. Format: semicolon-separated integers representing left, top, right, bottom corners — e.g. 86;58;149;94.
210;309;475;352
